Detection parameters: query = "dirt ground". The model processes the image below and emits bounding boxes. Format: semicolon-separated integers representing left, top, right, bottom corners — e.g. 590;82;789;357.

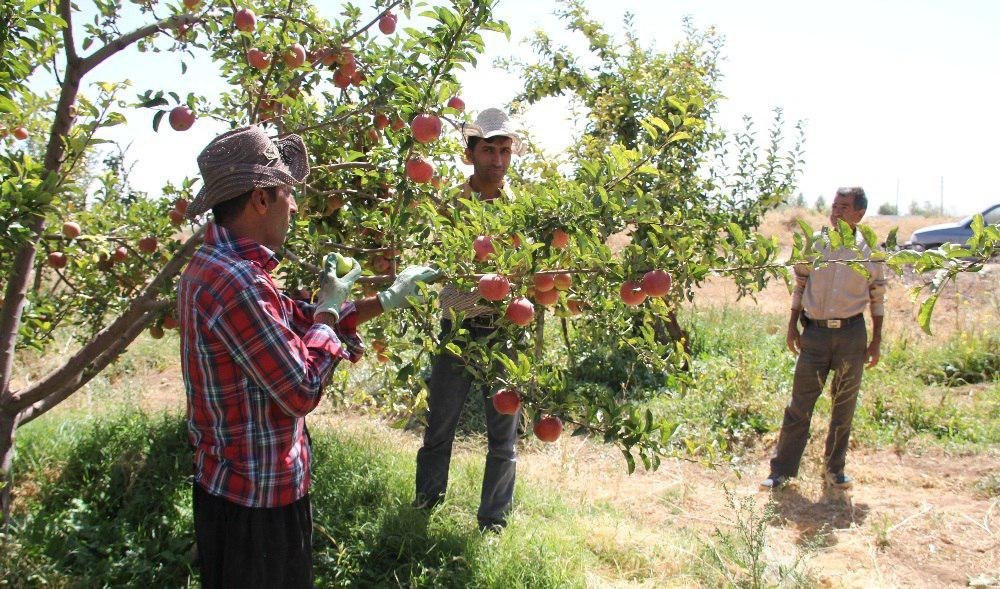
311;412;998;588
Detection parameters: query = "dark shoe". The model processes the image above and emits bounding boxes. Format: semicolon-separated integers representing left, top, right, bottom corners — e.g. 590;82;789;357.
477;519;507;534
824;472;853;490
760;474;789;490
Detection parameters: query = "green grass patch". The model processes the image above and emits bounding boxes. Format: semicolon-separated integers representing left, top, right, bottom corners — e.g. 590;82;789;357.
3;410;595;587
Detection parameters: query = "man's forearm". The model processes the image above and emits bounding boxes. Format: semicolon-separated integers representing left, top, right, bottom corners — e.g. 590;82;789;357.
870;314;883;342
788;307;802;327
354;296;385;324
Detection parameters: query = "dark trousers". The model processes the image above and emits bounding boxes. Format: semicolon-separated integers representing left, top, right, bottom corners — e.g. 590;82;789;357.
415;318;519;527
769;318;867;477
193;482;313;589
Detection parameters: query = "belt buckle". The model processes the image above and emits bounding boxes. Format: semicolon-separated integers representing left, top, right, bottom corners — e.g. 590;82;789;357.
827;319;841;328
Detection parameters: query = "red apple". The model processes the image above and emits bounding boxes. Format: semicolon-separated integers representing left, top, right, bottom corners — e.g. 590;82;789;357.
553;272;572;291
535;288;559;307
390;116;405;131
492;388;521;415
478;273;510;301
567;299;584;316
641;269;672;297
138;236;158;254
619;281;646;306
371;254;391;273
377;352;390;363
446;96;465;111
534;416;563;442
174;198;189;215
336;48;357;73
505;297;534;326
473;235;495;261
12;127;29;140
405;157;434;183
47;251;67;269
283;43;306;68
533;273;555;292
410;113;442;144
149;324;165;339
163;314;179;330
366;128;380;143
183;0;200;9
374;113;390;130
371;340;386;354
247;48;270;70
169;209;184;225
550;228;569;249
61;221;81;239
378;12;397;35
333;68;352;88
112;245;128;263
351;70;365;86
233;7;256;32
168;106;195;131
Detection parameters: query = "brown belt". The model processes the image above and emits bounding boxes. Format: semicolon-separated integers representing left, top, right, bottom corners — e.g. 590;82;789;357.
804;313;863;329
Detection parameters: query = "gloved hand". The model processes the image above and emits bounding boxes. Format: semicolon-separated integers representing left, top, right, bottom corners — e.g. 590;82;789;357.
376;265;441;311
315;253;362;321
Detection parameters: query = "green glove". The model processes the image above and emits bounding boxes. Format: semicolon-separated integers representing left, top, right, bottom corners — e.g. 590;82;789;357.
316;253;362;321
376;265;441;311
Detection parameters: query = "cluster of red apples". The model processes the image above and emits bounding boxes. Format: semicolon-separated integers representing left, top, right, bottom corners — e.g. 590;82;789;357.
491;388;563;442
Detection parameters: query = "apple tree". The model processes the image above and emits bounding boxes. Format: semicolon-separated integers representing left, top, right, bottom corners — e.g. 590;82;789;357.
0;0;508;523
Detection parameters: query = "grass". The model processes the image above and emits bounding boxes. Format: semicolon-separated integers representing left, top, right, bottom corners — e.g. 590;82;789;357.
3;303;996;585
3;410;588;587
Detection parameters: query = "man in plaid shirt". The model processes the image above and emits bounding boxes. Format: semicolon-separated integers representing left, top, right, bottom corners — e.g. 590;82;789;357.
179;126;437;588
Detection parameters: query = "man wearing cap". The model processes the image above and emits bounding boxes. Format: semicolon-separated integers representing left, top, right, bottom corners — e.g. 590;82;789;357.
414;107;526;532
761;187;886;492
178;125;437;587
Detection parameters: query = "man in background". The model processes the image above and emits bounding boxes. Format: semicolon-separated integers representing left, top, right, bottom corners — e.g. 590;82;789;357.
762;186;886;491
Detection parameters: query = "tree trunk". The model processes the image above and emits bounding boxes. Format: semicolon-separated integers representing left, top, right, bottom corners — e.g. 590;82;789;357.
0;410;20;526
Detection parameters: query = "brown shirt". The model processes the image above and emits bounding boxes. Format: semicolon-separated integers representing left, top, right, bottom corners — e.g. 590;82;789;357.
438;182;516;319
792;230;886;319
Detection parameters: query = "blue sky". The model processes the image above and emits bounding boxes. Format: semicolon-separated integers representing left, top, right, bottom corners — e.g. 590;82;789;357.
68;0;1000;215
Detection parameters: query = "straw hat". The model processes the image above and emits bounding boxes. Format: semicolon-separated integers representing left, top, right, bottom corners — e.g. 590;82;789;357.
461;107;525;156
186;125;310;219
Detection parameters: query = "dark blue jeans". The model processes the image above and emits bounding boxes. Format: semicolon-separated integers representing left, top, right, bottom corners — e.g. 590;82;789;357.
415;318;519;527
770;318;867;477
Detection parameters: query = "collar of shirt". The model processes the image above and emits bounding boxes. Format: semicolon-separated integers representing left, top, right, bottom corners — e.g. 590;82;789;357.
206;222;280;273
817;227;870;260
460;181;515;203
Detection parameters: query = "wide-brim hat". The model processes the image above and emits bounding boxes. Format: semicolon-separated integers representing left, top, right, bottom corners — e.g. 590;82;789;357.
186;125;310;219
461;107;526;156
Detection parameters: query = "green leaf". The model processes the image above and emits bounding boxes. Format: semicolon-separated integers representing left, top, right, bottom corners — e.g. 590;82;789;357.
846;261;870;280
727;222;746;245
639;119;658;140
445;342;462;356
885;227;898;250
622;448;636;474
667;131;691;144
0;96;18;115
648;116;670;133
918;293;938;335
858;224;878;250
152;110;165;132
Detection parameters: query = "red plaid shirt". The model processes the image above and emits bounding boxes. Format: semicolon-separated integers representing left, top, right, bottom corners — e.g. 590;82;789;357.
178;222;362;507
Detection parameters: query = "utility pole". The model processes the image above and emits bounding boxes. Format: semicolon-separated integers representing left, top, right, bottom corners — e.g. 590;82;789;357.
895;177;900;215
939;176;944;215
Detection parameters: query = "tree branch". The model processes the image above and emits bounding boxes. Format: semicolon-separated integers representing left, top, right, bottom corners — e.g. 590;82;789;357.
79;13;200;75
5;225;206;412
58;0;79;64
